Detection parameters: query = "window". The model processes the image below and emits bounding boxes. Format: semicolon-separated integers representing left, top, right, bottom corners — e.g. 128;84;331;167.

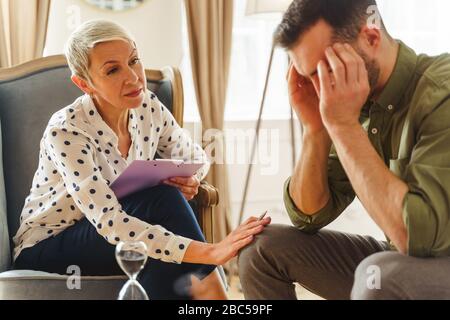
181;0;450;123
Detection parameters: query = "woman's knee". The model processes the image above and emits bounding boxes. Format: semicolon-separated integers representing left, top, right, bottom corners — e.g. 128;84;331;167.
123;185;191;220
144;185;203;241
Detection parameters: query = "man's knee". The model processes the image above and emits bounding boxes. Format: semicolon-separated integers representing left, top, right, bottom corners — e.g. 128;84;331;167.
351;251;408;300
238;224;310;280
238;225;285;285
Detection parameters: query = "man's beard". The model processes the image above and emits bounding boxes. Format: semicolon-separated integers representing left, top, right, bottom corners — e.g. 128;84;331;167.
355;47;381;97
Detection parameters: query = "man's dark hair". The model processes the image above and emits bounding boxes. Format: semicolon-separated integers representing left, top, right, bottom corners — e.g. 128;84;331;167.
274;0;387;49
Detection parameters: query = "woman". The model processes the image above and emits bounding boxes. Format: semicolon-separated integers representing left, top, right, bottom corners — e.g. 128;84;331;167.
12;20;271;300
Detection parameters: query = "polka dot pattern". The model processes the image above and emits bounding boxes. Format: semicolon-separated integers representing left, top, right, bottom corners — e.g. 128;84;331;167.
13;90;204;264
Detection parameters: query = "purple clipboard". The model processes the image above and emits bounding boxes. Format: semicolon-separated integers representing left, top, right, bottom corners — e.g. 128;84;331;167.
110;159;204;199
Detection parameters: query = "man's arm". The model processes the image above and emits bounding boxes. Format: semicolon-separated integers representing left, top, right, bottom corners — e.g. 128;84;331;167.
328;124;408;254
284;64;356;232
289;129;332;215
317;43;409;252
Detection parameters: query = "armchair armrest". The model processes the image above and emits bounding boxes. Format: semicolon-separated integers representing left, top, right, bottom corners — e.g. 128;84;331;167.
193;181;219;243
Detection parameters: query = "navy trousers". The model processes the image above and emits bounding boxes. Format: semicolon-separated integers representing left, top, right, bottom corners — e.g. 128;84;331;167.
14;185;216;299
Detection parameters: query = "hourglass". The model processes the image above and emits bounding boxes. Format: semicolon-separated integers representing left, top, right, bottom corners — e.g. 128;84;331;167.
115;241;149;300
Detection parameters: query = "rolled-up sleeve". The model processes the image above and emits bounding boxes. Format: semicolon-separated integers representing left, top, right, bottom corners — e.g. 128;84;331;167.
402;99;450;257
284;146;356;234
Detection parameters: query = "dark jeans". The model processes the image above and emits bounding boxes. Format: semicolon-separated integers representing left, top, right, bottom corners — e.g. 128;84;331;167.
14;185;216;300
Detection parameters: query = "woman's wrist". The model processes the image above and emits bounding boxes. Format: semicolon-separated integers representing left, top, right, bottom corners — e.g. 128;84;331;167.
182;240;218;265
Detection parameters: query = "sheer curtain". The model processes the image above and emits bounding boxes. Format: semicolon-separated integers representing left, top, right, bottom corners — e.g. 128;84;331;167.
0;0;51;67
183;0;234;248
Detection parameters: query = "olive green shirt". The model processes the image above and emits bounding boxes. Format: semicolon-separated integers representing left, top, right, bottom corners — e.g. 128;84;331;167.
284;41;450;258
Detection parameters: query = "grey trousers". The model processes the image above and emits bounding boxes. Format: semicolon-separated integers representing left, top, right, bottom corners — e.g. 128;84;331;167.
238;224;450;300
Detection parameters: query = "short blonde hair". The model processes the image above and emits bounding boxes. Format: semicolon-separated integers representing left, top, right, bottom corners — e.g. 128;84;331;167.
64;20;136;81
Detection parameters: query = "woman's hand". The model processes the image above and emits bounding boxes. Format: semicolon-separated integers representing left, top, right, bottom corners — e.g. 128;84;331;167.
182;216;271;265
209;216;271;265
163;176;200;201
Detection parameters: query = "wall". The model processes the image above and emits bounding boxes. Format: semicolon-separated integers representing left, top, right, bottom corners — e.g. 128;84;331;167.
45;0;183;69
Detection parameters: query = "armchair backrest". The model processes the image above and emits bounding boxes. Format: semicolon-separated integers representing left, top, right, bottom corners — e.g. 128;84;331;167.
0;55;184;270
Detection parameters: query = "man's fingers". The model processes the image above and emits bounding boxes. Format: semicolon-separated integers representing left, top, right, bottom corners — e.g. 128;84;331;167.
287;65;301;95
286;62;294;81
333;43;358;84
317;60;333;99
325;46;346;86
343;43;368;84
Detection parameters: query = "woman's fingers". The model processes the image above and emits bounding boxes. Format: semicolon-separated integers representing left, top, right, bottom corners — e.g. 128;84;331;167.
234;218;270;235
168;176;200;187
239;224;265;240
163;180;198;195
243;216;259;225
233;218;271;241
239;217;271;231
232;235;254;252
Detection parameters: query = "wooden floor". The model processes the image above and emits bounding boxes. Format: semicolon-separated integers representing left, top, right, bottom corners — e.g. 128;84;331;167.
227;275;323;300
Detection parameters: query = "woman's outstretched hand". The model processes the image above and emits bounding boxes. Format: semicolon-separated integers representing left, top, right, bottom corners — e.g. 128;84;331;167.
182;215;271;266
209;215;272;265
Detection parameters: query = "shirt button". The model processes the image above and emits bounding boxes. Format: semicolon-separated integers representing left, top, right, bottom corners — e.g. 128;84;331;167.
371;128;378;135
388;104;394;111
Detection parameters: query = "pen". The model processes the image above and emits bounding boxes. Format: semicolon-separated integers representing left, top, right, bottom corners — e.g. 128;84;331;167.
258;210;268;220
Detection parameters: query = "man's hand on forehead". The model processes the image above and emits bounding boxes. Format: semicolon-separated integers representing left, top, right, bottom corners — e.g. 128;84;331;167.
316;42;370;130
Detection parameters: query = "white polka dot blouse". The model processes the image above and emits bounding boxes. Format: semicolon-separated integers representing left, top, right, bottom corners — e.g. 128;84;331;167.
13;90;210;264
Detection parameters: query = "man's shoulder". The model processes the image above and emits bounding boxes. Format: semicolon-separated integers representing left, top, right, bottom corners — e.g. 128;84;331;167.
415;52;450;91
408;53;450;123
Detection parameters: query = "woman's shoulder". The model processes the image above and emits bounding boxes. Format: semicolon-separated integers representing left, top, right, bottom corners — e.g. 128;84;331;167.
43;96;90;140
47;96;84;124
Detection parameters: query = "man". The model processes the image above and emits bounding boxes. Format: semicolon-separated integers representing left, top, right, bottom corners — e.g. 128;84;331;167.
238;0;450;300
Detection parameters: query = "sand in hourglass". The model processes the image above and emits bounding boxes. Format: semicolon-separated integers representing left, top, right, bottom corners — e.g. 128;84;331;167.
117;250;146;276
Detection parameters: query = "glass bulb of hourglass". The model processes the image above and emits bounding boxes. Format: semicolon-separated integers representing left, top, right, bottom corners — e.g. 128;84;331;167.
115;241;149;300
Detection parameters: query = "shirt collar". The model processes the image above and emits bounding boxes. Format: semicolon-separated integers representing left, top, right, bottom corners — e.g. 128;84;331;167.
81;94;137;145
373;40;418;112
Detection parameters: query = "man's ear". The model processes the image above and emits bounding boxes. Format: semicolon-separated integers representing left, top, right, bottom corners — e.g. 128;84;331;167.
359;25;382;53
71;75;93;95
